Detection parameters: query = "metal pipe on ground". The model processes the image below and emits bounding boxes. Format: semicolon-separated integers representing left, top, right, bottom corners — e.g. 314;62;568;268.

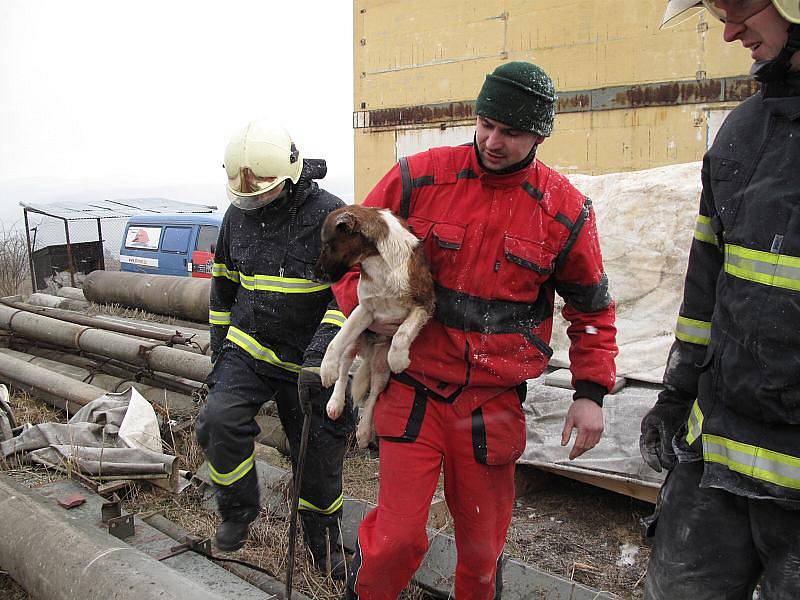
84;270;210;323
0;305;211;382
144;513;307;600
0;351;107;413
1;298;199;347
0;348;196;415
27;292;90;312
9;343;205;395
0;475;227;600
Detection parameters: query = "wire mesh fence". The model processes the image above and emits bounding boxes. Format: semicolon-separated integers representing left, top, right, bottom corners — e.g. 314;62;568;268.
22;213;128;293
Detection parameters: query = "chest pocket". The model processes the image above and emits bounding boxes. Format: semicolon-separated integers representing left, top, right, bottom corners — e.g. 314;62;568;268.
408;217;466;277
502;235;557;298
709;157;744;228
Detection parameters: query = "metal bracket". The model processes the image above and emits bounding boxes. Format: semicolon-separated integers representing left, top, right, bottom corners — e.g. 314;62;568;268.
101;494;122;523
108;513;135;539
155;536;212;561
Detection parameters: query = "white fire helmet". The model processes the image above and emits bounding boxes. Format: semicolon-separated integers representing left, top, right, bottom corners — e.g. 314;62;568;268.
661;0;800;28
223;120;303;211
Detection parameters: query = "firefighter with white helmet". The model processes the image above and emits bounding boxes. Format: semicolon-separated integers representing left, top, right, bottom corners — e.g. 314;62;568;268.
196;120;351;579
641;2;800;598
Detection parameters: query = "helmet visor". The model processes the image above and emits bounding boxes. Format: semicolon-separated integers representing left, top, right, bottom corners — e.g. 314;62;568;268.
227;167;285;198
700;0;773;23
661;0;704;27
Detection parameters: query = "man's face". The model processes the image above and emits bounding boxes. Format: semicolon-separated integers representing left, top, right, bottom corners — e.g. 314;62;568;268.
475;116;543;171
713;1;790;63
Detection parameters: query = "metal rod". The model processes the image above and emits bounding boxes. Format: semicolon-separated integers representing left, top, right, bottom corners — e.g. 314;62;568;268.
97;218;106;271
22;208;36;293
63;216;76;287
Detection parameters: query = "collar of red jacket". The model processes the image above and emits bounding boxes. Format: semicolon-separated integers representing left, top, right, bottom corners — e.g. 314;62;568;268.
470;143;538;188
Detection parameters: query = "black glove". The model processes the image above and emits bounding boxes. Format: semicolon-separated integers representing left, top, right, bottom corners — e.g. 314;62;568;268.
639;386;693;472
297;366;325;417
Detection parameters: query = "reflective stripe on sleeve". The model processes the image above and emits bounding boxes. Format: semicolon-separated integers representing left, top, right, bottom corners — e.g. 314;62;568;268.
226;326;302;373
299;493;344;515
703;434;800;491
675;315;711;346
208;452;255;486
320;309;346;327
694;215;717;246
212;262;240;283
686;399;704;445
209;310;231;326
725;244;800;292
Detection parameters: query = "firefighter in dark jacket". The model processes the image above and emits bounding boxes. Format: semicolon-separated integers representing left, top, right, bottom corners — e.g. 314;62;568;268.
196;120;351;580
641;2;800;598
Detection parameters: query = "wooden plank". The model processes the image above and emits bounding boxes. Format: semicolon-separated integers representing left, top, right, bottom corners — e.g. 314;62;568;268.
535;464;660;504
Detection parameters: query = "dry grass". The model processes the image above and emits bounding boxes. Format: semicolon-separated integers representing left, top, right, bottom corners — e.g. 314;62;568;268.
86;301;181;325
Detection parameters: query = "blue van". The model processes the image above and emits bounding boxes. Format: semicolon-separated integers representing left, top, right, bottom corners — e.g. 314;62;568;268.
120;213;223;277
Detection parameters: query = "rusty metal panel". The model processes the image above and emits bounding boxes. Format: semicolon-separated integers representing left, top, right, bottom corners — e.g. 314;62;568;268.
355;76;756;128
724;77;760;102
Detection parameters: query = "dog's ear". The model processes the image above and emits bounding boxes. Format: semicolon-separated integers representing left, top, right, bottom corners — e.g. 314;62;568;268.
334;210;360;234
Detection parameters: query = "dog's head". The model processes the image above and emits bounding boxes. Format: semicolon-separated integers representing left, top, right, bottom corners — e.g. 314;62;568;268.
315;206;388;282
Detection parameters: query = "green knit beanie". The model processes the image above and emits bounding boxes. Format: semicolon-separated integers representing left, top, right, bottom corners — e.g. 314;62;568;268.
476;61;557;137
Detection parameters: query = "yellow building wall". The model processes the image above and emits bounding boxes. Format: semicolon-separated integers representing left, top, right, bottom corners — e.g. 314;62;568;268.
353;0;753;199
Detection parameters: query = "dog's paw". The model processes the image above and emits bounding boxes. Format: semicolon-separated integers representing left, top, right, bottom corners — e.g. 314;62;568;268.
387;346;410;373
356;420;373;449
326;395;345;421
319;356;338;388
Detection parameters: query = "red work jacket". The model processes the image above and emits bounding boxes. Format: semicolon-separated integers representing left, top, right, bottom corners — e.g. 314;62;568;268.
335;144;617;415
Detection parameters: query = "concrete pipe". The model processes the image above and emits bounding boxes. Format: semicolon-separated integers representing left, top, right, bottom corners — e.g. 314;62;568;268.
17;346;205;396
0;352;107;413
56;286;87;301
0;305;211;383
0;349;196;415
1;299;201;349
27;292;90;312
84;271;210;323
0;475;226;600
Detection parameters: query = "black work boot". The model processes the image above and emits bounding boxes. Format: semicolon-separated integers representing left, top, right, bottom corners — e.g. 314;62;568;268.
215;519;252;552
301;512;346;580
213;469;260;552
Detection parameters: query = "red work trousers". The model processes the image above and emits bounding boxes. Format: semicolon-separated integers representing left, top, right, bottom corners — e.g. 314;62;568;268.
350;382;522;599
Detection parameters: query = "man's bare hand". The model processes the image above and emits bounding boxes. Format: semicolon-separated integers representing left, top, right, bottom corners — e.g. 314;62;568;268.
561;398;604;460
368;320;402;336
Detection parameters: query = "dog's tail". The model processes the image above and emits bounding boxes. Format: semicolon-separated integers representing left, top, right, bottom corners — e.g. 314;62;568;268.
351;357;371;406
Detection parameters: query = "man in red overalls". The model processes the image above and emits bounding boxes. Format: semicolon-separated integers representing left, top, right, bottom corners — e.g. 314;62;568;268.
336;61;618;599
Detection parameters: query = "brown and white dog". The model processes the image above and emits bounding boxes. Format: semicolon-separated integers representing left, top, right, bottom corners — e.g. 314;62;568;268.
315;205;435;448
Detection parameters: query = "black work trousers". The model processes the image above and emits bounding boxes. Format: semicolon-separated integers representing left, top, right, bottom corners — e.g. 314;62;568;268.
196;348;350;526
644;460;800;600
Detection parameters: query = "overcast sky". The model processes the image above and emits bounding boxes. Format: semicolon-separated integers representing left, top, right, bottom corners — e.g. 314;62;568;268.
0;0;354;227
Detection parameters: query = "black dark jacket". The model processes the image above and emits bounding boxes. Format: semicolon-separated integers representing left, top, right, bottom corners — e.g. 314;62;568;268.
209;180;346;382
664;81;800;504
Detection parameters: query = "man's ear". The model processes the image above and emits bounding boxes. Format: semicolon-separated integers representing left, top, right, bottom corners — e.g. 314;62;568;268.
534;134;546;146
335;210;359;234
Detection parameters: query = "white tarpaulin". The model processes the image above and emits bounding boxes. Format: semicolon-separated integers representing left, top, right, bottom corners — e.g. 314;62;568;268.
521;162;703;483
1;388;180;488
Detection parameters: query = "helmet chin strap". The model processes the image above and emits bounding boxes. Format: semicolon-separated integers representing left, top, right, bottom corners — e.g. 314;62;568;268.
752;23;800;82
